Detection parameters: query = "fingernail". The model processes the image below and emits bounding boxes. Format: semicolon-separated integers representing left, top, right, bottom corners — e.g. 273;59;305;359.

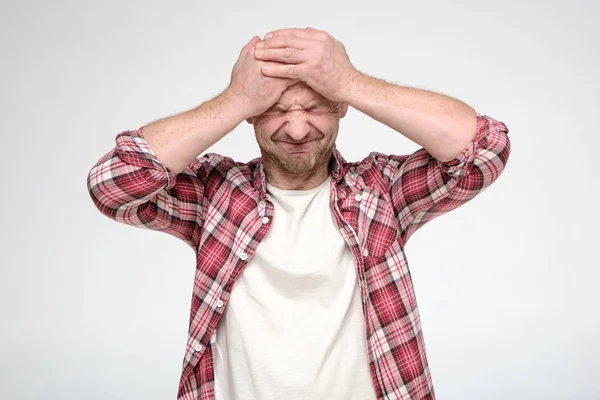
255;49;264;56
256;42;264;48
265;33;273;39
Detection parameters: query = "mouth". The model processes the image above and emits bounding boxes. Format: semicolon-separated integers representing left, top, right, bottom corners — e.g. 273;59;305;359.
277;139;318;154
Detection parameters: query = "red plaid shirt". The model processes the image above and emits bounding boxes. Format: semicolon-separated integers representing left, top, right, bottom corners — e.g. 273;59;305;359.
87;112;510;399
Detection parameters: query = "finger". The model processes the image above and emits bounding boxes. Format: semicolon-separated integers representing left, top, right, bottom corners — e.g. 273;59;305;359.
260;62;302;79
242;36;261;53
259;35;312;50
254;47;306;64
281;78;301;88
264;28;317;40
249;36;263;49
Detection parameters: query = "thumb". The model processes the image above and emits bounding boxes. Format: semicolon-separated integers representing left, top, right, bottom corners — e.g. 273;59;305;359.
285;78;301;86
242;36;261;53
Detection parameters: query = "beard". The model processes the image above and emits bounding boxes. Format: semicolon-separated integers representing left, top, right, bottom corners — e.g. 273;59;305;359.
260;138;334;175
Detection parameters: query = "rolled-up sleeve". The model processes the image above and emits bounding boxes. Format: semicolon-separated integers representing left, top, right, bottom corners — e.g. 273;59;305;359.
86;127;206;250
372;112;511;245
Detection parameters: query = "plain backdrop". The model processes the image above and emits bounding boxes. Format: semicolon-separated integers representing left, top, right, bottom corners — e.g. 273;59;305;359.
1;0;598;399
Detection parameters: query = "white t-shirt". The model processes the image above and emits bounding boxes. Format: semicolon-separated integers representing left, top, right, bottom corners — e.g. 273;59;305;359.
214;175;377;400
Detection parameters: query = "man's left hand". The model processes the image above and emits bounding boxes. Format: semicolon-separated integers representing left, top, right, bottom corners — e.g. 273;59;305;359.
253;27;360;102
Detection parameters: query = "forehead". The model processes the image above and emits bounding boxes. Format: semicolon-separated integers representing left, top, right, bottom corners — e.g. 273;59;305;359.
275;83;325;106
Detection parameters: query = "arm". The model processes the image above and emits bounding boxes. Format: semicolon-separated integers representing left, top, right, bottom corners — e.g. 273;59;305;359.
87;92;248;248
339;73;477;162
143;35;298;174
339;74;510;243
86;131;203;249
142;90;247;174
86;90;246;248
252;27;510;244
87;35;298;248
253;27;473;163
370;113;510;244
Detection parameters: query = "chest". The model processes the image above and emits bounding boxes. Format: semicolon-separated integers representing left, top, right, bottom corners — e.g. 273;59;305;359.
196;179;399;285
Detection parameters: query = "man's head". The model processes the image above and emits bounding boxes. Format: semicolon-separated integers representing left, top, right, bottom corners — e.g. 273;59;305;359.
247;81;348;176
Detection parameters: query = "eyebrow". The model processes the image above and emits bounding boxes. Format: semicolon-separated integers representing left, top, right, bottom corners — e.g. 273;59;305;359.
273;99;323;109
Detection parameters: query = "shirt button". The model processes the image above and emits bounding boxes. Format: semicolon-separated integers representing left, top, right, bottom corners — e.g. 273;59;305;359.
240;253;248;260
194;343;203;352
216;299;224;308
363;249;369;257
261;217;269;224
355;194;362;202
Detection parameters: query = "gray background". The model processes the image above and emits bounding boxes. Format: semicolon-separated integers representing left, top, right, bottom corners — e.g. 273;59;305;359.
1;0;598;399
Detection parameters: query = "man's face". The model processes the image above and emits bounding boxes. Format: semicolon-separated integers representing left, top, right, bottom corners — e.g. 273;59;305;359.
248;82;348;175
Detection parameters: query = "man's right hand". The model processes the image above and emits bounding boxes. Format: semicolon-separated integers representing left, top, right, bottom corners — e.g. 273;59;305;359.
226;36;299;120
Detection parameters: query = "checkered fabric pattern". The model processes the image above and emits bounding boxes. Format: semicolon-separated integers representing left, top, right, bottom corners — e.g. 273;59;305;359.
87;112;510;399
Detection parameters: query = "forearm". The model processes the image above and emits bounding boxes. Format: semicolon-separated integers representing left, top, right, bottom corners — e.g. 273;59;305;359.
340;73;477;162
142;89;248;173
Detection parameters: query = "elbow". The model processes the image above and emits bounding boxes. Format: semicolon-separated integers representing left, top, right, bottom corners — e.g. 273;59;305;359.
496;129;511;172
86;163;114;219
435;109;479;162
477;128;511;185
430;131;477;163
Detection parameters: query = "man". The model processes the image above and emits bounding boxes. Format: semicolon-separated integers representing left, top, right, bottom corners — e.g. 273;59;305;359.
87;27;511;400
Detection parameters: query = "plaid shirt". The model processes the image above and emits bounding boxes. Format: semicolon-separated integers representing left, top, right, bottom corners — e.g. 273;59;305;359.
87;112;510;399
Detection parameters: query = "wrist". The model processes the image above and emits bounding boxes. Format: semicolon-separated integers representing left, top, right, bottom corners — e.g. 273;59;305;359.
214;88;252;122
336;70;367;105
338;72;387;113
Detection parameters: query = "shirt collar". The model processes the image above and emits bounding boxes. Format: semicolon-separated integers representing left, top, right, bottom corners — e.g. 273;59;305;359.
252;145;347;198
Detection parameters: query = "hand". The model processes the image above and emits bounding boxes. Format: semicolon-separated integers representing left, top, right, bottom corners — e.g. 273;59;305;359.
226;36;300;119
253;27;361;103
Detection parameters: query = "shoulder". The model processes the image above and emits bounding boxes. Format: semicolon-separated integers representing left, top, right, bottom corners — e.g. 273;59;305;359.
344;151;411;179
188;152;260;183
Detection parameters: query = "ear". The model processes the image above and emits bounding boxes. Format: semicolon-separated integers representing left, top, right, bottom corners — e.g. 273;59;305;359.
339;103;349;118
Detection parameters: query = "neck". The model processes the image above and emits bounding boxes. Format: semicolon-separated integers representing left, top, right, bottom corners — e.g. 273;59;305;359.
263;160;330;190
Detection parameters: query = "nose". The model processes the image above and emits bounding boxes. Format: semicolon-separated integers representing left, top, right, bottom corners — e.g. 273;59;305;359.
284;110;311;142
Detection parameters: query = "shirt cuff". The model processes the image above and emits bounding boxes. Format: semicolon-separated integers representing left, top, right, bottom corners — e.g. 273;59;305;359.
437;112;486;178
114;126;178;190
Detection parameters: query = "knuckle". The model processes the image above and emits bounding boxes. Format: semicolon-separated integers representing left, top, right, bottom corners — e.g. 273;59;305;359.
284;48;294;58
317;32;329;41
